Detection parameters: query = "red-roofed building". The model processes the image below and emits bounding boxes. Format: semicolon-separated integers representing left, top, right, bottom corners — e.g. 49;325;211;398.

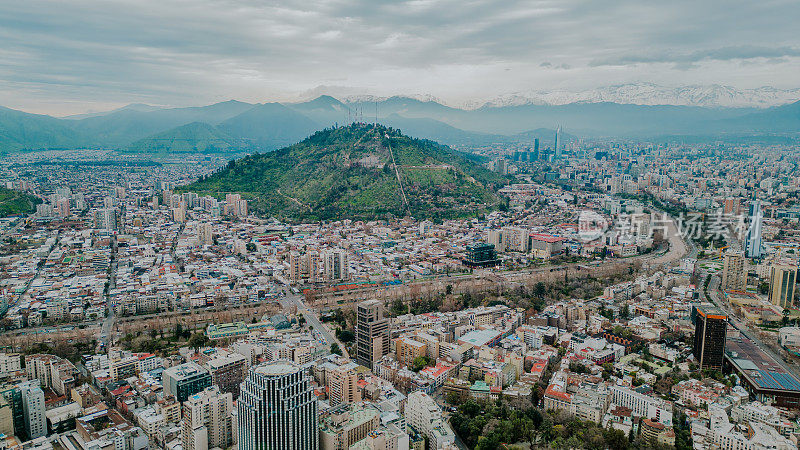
529;234;565;259
420;362;455;389
544;385;572;411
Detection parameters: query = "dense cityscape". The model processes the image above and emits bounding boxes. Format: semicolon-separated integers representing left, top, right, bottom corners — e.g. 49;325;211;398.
2;1;800;450
0;132;798;450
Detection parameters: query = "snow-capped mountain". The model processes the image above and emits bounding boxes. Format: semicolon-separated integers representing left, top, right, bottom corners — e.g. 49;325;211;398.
468;83;800;109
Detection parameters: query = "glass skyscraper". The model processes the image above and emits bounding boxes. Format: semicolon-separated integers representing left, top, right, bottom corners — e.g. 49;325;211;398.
238;361;318;450
745;200;764;259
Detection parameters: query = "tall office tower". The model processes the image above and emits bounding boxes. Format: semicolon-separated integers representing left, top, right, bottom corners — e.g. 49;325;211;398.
306;250;320;283
0;385;26;441
182;192;198;209
692;305;728;371
18;381;46;440
289;251;304;284
163;362;212;402
235;199;248;217
721;251;746;291
327;359;361;406
56;197;70;219
534;138;540;161
183;386;234;450
355;300;390;369
769;262;797;309
163;189;173;207
553;125;562;159
323;249;349;282
238;361;318;450
198;222;214;246
745;200;764;259
204;352;247;399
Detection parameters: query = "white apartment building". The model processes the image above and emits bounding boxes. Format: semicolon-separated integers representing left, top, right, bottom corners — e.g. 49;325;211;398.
406;391;455;449
609;384;672;426
183;386;234;450
0;353;21;377
19;380;46;439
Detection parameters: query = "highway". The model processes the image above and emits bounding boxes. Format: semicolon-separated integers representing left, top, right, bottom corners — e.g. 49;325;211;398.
698;266;800;381
98;235;117;352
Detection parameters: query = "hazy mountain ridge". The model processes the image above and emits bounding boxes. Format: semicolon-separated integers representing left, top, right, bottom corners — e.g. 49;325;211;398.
0;90;799;153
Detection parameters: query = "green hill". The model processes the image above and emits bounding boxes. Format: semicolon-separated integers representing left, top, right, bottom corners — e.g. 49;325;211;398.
181;124;509;221
0;187;41;217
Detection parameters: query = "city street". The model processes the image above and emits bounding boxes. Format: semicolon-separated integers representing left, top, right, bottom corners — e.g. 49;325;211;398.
281;294;350;359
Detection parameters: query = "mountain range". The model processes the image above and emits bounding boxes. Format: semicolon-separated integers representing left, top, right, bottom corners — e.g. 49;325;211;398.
1;89;799;154
456;83;800;109
180;123;508;221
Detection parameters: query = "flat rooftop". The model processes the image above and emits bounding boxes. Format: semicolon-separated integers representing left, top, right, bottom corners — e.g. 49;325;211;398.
726;336;800;392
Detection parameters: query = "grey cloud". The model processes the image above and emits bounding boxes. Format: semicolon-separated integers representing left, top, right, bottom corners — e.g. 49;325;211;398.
0;0;798;114
591;46;800;67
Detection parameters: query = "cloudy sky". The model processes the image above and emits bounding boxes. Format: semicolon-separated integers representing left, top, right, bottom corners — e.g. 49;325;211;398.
1;0;799;115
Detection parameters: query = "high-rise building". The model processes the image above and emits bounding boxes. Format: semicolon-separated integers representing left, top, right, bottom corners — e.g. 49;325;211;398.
198;222;214;246
163;362;212;402
204;352;247;400
494;158;507;174
500;226;530;252
553;125;562;160
533;138;540;161
18;381;46;440
355;300;390;370
56;198;70;219
307;250;320;282
289;251;304;284
323;249;349;282
406;391;456;449
395;337;427;367
238;361;318;450
463;242;499;268
182;386;234;450
692;305;728;371
173;204;187;223
745;200;764;259
224;194;248;217
769;262;797;309
326;359;361;406
92;208;118;231
721;251;746;292
0;385;25;441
